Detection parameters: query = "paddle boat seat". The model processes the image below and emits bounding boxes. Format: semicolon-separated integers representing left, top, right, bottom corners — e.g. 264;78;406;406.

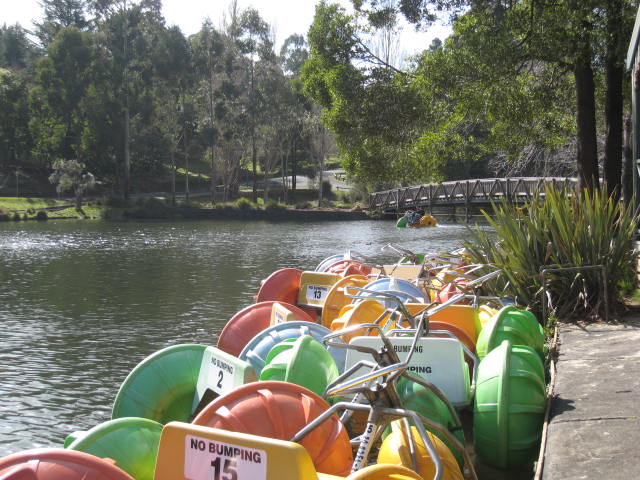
192;347;258;416
297;271;342;308
345;336;472;408
153;422;343;480
380;264;425;283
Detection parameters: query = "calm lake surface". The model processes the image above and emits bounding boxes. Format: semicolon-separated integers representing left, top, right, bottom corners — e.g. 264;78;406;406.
0;218;471;456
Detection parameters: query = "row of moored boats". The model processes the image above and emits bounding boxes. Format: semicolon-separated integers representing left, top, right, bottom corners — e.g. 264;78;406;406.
0;245;549;480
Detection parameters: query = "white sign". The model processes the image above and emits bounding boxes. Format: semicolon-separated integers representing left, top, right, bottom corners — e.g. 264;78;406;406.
345;336;471;406
305;284;329;304
207;356;235;396
273;309;285;324
185;435;267;480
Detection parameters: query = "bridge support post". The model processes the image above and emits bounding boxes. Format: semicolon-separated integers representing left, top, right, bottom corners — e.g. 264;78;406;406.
465;181;470;223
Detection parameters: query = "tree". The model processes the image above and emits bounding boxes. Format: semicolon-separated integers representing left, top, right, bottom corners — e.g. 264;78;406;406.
191;21;225;202
34;0;91;48
311;0;637;193
32;27;100;163
233;7;274;201
149;24;194;204
302;1;437;184
48;158;95;209
91;0;166;197
0;24;40;70
600;0;637;199
280;34;309;75
0;68;32;168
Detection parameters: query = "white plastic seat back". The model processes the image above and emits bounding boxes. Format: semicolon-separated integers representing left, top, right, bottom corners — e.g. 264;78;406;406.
192;347;258;414
344;336;471;407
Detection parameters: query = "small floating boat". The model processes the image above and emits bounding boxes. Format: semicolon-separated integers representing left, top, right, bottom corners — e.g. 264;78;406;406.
397;211;437;228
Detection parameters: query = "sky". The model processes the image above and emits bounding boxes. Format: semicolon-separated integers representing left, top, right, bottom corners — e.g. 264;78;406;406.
1;0;451;52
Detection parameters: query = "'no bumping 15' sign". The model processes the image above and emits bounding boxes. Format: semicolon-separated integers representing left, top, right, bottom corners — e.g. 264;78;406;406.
184;434;267;480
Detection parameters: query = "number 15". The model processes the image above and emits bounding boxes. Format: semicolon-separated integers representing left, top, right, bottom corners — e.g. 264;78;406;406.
211;457;237;480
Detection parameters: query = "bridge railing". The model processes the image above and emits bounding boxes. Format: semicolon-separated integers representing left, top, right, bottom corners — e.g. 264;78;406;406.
369;177;577;212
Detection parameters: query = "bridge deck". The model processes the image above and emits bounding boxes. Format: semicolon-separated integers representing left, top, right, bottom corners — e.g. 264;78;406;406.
369;177;577;215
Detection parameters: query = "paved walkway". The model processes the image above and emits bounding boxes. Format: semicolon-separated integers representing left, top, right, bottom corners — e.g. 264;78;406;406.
541;316;640;479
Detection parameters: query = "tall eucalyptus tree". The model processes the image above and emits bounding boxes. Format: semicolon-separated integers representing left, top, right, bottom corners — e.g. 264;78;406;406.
191;21;225;201
88;0;168;197
232;7;274;201
34;0;91;48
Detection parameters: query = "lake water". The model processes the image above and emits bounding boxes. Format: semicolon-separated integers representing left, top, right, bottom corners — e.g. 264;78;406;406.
0;218;471;456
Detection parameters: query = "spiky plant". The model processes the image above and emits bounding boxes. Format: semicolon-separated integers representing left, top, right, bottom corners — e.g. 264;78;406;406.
464;187;638;321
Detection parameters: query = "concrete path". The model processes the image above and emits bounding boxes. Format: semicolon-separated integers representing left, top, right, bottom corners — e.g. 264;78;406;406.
541;317;640;479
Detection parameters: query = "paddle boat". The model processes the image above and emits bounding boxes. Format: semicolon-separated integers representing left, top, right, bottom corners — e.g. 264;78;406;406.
0;247;548;480
396;210;437;228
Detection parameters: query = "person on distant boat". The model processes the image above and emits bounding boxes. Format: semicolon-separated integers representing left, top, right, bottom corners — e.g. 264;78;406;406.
404;209;421;227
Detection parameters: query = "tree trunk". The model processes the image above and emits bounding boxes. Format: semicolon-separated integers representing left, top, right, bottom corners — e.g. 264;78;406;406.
291;137;297;191
251;59;258;202
622;113;633;207
318;128;325;207
124;106;130;200
282;147;288;204
603;1;623;201
211;144;216;204
170;150;176;206
574;40;599;192
209;67;216;204
184;122;190;203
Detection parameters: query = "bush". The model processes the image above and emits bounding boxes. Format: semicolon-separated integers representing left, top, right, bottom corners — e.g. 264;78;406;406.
12;212;21;221
106;196;130;208
0;211;9;222
295;201;313;209
123;197;172;219
236;197;255;210
321;180;334;200
464;188;638;321
265;200;286;210
36;210;48;221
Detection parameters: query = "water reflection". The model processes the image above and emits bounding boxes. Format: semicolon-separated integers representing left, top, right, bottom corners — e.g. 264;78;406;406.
0;219;471;455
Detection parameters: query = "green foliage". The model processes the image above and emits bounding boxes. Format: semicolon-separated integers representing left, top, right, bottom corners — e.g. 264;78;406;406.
464;188;638;320
265;199;286;210
36;210;48;221
122;197;172;219
49;159;95;208
236;197;255;210
0;68;32;167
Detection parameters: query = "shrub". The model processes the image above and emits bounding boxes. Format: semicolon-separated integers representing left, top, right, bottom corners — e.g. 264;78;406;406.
464;188;638;321
122;197;172;219
321;180;335;200
265;200;286;210
12;212;21;221
0;211;9;222
106;196;130;208
36;210;48;221
236;197;255;210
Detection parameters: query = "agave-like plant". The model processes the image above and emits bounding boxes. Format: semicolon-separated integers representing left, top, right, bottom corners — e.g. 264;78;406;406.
464;187;638;321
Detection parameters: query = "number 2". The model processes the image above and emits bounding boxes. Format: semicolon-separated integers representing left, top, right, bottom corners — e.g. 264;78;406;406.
217;370;224;388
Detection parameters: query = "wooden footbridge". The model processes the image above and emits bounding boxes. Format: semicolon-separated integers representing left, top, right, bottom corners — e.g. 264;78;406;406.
369;177;577;219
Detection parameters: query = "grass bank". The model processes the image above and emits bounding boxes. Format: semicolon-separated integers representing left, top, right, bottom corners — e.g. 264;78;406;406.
0;197;105;220
0;195;370;222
